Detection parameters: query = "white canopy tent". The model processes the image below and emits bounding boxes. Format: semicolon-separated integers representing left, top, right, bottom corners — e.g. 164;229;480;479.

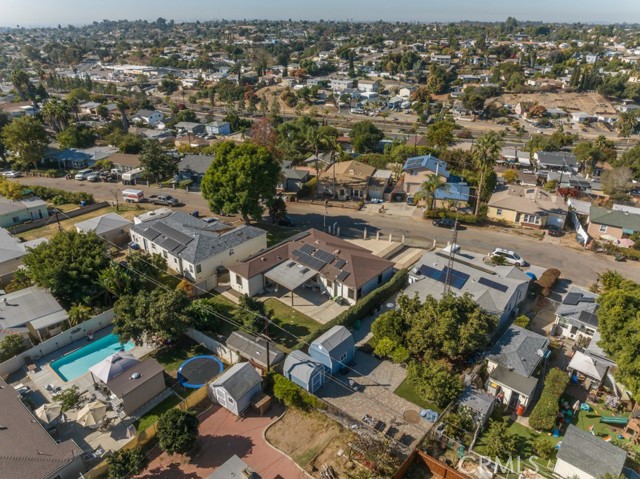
89;351;140;384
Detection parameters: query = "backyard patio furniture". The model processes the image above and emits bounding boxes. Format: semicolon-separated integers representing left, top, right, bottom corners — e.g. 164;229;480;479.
76;400;108;429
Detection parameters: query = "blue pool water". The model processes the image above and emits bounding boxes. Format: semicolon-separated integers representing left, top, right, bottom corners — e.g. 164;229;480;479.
50;333;135;382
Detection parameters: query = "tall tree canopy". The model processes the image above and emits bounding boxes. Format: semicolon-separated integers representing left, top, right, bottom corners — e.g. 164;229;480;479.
156;409;199;455
201;141;280;223
349;121;384;153
23;230;109;306
113;288;191;345
1;116;48;170
138;139;179;182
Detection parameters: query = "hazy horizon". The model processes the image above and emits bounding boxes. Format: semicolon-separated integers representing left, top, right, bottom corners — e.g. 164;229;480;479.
2;0;639;28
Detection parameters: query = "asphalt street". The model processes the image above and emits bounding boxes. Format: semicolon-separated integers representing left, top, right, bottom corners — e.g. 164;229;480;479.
12;175;640;287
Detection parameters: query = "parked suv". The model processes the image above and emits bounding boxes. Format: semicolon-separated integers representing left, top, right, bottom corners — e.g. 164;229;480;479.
490;248;528;267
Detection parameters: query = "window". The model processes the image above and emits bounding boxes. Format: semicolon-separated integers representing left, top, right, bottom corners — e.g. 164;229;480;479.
496;208;503;216
340;352;348;362
235;274;242;286
12;216;19;224
347;288;355;300
599;224;608;233
162;250;167;259
377;274;383;285
227;397;234;404
189;265;194;272
229;248;235;256
523;214;541;225
196;264;202;274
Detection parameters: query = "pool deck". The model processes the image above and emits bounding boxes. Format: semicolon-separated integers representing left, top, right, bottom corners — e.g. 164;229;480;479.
27;326;155;402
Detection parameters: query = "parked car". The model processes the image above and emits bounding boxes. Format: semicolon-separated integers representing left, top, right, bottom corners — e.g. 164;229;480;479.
406;196;415;206
547;225;563;237
2;170;22;178
148;195;181;207
86;172;100;182
432;218;458;229
490;248;528;267
74;168;94;181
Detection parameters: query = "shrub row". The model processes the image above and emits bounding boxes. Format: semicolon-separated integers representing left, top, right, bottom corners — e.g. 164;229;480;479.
600;241;640;261
423;208;482;225
528;368;569;431
271;373;325;410
26;185;94;205
295;269;408;349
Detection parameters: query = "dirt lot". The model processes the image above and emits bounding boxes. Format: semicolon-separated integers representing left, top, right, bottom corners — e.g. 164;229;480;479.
493;91;616;115
266;409;342;470
267;408;403;478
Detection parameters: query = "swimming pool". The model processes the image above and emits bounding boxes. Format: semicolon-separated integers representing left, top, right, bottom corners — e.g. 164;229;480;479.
50;333;135;382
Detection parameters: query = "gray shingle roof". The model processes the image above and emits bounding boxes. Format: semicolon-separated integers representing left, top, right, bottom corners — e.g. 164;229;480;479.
489;364;539;398
226;331;284;368
0;377;82;479
590;205;640;231
0;227;25;263
74;212;131;236
557;425;626;477
0;286;67;331
556;287;599;329
535;151;577;168
211;362;261;401
284;350;323;384
487;325;549;377
206;455;257;479
131;211;265;265
311;325;353;353
179;155;214;175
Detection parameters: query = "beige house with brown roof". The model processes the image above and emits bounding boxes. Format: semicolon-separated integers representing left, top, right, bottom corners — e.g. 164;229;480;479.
487;185;568;229
228;229;394;306
319;160;376;200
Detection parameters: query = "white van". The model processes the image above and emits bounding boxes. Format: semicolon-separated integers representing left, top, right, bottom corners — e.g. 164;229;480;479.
75;169;93;180
122;189;144;203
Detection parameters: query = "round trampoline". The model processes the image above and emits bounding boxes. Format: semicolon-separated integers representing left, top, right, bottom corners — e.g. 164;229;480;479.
177;355;224;389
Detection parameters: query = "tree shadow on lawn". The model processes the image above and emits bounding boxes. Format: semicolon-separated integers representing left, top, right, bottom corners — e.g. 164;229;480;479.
190;434;255;469
269;318;311;349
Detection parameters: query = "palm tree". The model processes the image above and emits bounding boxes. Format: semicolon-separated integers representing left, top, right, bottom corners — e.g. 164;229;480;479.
41;98;70;132
305;125;338;181
414;174;445;212
472;131;504;216
617;110;639;142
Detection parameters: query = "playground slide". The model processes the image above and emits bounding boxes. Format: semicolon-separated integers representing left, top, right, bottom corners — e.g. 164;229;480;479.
599;416;629;426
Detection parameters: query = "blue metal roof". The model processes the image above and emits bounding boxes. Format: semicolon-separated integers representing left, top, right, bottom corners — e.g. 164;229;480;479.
433;183;470;201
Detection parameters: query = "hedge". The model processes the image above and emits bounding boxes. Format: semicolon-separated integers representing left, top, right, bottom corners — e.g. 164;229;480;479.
294;268;409;349
26;185;94;205
423;208;482;225
600;241;640;261
528;368;569;431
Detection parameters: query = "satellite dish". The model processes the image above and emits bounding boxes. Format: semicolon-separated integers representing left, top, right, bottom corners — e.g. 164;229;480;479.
537;349;545;357
130;372;141;380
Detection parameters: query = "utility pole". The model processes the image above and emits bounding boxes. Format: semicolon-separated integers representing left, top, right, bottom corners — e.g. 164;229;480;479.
443;209;460;296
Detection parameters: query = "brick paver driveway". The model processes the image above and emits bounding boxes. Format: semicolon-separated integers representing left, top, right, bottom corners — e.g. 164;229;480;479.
139;404;307;479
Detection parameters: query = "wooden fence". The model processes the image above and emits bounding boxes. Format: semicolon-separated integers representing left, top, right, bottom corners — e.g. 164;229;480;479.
83;385;210;479
8;201;110;235
393;450;472;479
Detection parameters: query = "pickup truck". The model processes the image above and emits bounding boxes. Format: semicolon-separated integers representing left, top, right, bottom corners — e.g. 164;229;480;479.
148;194;181;207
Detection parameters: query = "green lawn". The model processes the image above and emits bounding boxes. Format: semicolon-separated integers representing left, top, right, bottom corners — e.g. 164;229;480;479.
265;226;304;247
150;337;210;376
264;298;322;351
134;393;183;433
393;377;443;413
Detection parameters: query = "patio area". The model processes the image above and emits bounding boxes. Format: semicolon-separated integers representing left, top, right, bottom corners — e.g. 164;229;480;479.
263;285;348;324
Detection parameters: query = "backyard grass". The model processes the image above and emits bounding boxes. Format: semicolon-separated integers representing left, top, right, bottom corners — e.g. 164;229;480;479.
264;298;322;350
265;226;304;247
150;337;210;376
134;393;183;433
16;204;149;241
393;377;443;413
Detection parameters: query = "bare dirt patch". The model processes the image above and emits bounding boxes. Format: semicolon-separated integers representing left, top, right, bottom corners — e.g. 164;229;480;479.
493;91;616;115
265;408;341;468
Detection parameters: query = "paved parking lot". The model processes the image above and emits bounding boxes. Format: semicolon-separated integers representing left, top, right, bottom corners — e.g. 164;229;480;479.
318;351;430;449
140;404;307;479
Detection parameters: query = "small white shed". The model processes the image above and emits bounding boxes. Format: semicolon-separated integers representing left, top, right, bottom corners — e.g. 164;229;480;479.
210;362;261;416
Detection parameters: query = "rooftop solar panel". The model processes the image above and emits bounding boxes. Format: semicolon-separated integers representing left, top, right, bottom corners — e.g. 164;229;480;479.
154;222;193;245
334;259;347;269
563;292;582;305
300;243;315;254
292;250;326;271
337;270;350;281
314;249;336;264
580;297;595;303
442;266;470;290
478;276;508;293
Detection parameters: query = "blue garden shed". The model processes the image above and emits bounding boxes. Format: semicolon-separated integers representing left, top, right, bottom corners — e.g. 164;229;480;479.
309;325;355;374
284;350;325;393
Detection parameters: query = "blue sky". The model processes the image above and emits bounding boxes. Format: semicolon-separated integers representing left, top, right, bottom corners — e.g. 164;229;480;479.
2;0;639;26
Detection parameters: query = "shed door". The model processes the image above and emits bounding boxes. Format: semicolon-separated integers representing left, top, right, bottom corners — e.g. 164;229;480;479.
215;388;227;407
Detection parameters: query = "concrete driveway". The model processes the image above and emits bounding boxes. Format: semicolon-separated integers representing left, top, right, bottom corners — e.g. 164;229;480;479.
317;351;430;449
140;404;307;479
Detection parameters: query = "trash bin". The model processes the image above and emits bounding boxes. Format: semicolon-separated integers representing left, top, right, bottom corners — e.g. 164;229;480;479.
80;200;86;208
